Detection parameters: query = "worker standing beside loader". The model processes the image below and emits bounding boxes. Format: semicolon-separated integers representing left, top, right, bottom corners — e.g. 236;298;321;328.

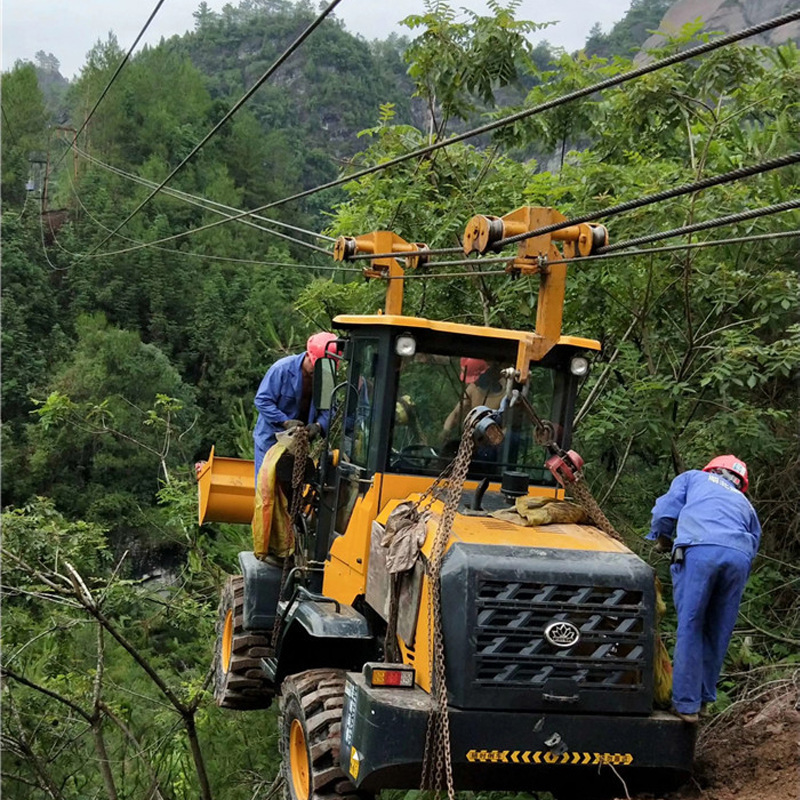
648;456;761;723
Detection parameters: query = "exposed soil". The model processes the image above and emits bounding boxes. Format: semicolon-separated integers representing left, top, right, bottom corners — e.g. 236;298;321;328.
620;683;799;800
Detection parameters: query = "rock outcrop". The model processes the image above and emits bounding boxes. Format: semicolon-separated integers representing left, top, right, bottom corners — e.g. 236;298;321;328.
637;0;800;59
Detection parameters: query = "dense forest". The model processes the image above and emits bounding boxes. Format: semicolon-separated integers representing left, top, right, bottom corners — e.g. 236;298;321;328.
2;0;799;797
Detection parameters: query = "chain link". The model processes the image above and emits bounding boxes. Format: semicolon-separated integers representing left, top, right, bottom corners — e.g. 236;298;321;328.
569;476;623;542
421;419;477;800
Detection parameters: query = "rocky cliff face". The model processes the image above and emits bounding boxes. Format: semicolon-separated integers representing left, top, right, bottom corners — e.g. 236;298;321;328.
639;0;800;55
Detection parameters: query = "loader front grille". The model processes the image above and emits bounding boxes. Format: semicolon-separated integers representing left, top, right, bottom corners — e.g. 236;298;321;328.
439;544;656;714
474;580;646;692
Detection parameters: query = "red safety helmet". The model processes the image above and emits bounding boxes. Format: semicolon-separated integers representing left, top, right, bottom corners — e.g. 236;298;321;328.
703;455;749;492
306;332;338;365
460;357;489;383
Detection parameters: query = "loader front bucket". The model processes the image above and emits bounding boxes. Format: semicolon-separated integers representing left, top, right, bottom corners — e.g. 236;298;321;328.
196;446;255;525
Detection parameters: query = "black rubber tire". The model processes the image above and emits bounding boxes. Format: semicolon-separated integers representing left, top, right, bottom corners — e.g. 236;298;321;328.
213;575;274;710
279;669;366;800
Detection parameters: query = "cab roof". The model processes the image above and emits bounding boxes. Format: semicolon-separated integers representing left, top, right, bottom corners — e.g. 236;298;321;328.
333;313;601;352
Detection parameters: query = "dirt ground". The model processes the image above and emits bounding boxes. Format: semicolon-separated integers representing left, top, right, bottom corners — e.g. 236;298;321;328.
621;683;799;800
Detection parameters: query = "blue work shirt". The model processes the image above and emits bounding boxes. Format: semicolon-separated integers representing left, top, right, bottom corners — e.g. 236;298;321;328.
253;353;328;475
647;469;761;561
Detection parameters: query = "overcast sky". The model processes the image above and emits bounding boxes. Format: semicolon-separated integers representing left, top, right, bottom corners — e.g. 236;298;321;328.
2;0;631;80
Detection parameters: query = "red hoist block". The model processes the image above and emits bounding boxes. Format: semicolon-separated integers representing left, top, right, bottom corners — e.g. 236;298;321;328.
545;450;585;487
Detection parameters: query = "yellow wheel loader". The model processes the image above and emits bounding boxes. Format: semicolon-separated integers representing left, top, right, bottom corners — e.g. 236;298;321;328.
198;207;695;800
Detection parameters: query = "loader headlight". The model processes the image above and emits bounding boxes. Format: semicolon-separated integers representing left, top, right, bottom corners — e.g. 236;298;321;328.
395;335;416;357
570;356;590;377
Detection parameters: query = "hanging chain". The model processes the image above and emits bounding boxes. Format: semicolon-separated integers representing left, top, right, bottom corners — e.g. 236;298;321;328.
421;419;477;800
568;477;622;541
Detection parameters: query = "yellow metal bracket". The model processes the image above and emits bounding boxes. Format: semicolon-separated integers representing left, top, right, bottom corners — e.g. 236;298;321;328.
463;207;607;362
333;231;429;315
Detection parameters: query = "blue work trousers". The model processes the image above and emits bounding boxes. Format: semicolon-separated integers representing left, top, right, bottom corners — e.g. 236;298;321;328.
670;544;750;713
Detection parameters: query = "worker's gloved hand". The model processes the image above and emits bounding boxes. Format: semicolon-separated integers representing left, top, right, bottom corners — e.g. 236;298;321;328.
653;534;672;554
306;422;322;440
283;419;302;430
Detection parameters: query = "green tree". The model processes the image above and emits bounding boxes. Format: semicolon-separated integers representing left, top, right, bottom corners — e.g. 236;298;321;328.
1;62;47;205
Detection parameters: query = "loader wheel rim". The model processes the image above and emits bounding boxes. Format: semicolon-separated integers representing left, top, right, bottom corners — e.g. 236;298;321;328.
289;719;310;800
221;609;233;673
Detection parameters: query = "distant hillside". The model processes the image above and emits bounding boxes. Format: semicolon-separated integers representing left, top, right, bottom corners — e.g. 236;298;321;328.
586;0;799;60
640;0;800;54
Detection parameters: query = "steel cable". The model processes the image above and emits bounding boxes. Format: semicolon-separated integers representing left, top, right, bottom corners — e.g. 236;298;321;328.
595;198;800;253
390;226;800;280
493;151;800;249
80;9;800;260
52;0;168;170
230;9;800;224
86;0;344;256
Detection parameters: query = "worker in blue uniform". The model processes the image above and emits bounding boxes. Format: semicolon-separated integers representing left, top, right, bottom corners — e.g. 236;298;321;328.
253;332;336;477
647;455;760;723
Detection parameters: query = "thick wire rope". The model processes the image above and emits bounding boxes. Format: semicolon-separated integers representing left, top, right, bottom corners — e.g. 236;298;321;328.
390;225;800;280
51;0;168;171
596;198;800;253
493;152;800;249
74;145;333;250
224;9;800;228
64;165;357;273
86;0;344;257
79;9;800;261
347;150;800;260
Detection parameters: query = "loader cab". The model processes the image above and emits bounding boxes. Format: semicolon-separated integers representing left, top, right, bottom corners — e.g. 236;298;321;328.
313;315;599;568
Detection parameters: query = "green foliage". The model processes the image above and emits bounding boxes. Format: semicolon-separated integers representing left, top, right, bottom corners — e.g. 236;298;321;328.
17;315;201;549
2;498;279;800
402;1;550;128
3;2;800;793
1;62;47;205
585;0;673;58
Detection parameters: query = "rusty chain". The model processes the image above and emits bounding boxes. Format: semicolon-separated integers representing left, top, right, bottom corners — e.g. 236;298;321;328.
569;476;623;542
421;418;477;800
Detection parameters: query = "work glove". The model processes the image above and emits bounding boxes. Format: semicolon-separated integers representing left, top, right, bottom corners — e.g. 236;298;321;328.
653;534;672;554
283;419;302;430
306;422;322;440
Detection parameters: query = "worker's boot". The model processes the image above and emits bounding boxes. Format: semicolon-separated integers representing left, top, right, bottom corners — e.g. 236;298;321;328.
671;708;699;724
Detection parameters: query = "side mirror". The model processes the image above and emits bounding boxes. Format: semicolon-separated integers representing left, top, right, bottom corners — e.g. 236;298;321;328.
313;357;337;412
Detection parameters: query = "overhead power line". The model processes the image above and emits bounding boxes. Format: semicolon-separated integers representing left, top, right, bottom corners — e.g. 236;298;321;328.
234;9;800;218
58;159;359;273
72;146;330;254
78;8;800;260
87;0;344;256
52;0;167;171
74;145;333;245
